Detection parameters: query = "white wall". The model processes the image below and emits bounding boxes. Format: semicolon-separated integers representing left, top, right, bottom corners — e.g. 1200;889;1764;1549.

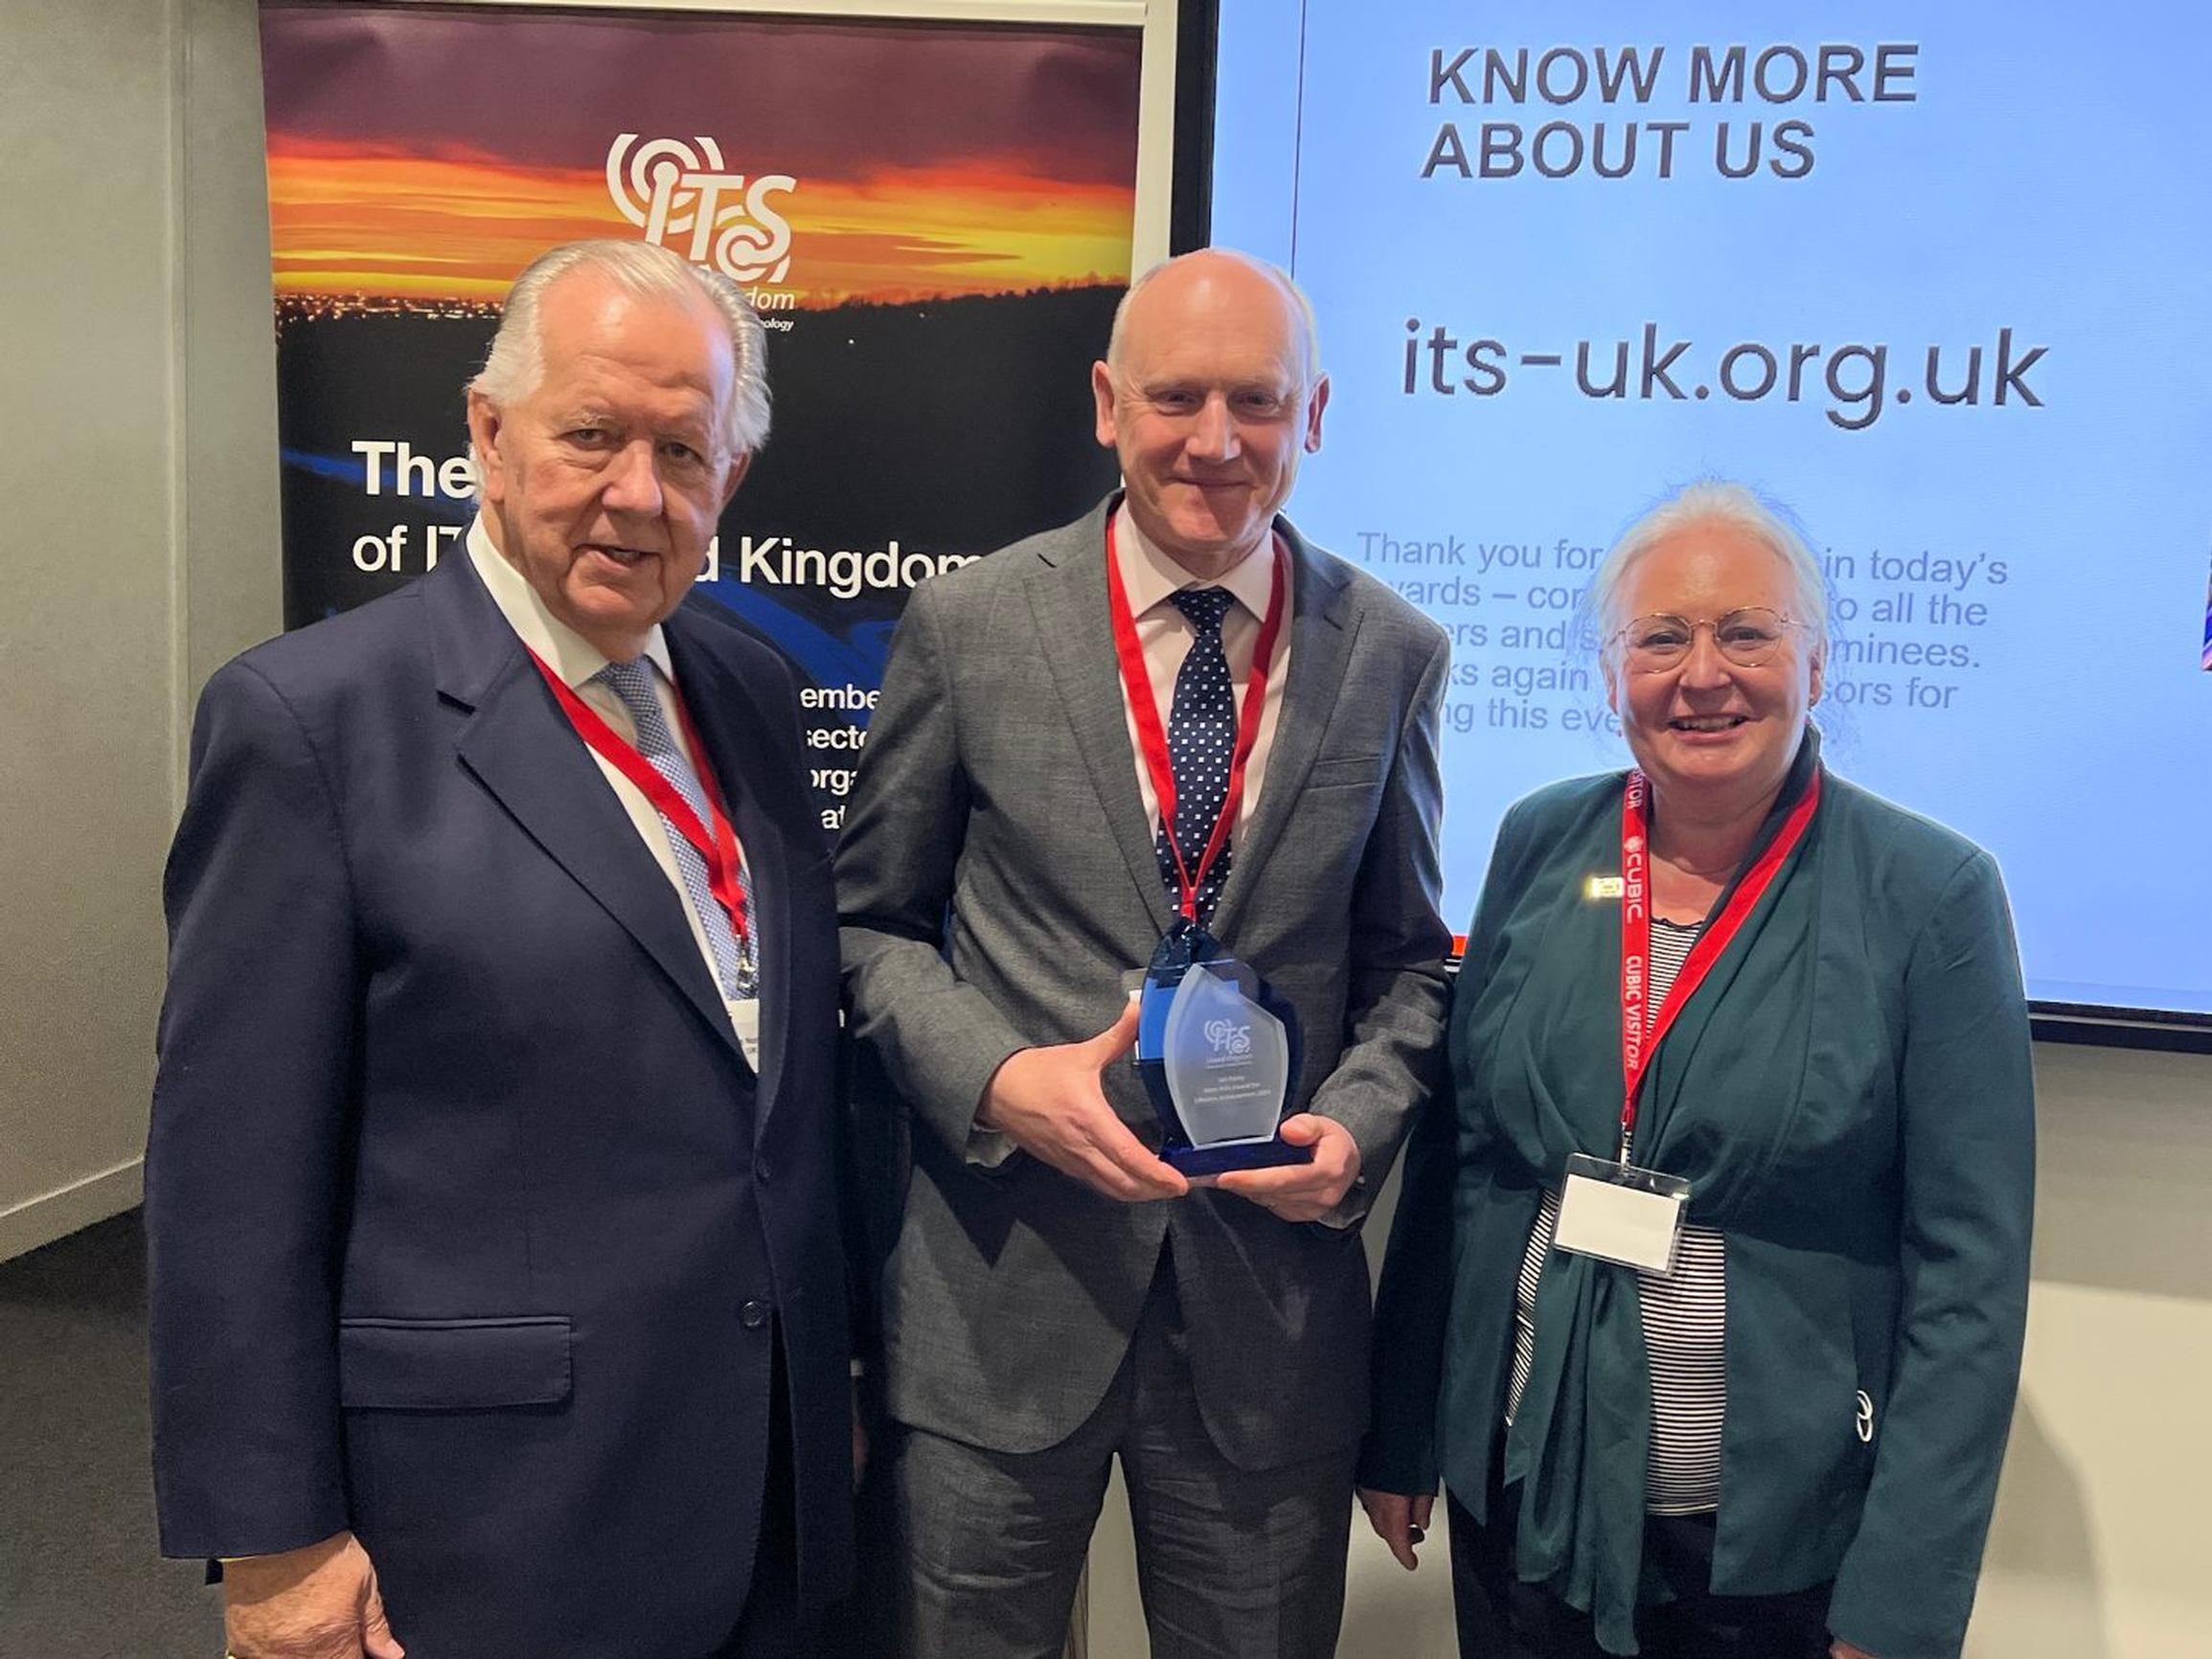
0;0;280;1261
1969;1044;2212;1658
1084;1041;2212;1656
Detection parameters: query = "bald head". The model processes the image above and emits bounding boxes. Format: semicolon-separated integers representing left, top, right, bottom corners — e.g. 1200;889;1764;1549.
1092;247;1331;578
1106;249;1322;390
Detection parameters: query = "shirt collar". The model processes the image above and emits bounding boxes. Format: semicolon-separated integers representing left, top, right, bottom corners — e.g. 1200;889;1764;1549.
1111;501;1281;623
468;515;675;688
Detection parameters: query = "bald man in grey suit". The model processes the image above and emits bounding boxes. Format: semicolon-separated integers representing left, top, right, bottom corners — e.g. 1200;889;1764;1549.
837;249;1451;1658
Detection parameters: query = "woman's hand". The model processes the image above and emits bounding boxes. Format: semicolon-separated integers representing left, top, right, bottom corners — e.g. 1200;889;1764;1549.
1831;1640;1879;1659
1357;1487;1436;1571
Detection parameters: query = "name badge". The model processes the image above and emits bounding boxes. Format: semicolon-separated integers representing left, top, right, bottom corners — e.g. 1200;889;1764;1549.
726;996;762;1071
1553;1152;1690;1275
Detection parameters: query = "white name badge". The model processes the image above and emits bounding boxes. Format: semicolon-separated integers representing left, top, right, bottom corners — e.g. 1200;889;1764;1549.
1553;1152;1691;1275
726;996;762;1071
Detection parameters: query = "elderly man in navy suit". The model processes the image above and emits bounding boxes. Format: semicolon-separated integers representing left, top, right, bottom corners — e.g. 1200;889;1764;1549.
148;239;857;1659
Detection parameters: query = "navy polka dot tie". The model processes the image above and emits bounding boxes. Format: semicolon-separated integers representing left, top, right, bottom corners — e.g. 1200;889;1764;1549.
1157;586;1239;925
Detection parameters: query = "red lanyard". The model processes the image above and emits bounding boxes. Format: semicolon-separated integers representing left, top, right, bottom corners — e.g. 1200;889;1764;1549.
1105;514;1289;922
526;648;751;951
1618;766;1821;1153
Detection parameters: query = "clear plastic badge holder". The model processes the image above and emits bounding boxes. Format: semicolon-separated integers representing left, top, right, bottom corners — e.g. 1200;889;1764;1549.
1554;1152;1692;1275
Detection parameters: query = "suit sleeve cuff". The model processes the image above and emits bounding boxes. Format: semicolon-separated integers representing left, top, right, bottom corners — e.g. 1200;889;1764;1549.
965;1125;1020;1169
1315;1172;1370;1230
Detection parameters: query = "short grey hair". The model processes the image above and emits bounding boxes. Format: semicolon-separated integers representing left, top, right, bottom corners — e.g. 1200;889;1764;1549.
1105;248;1324;389
1587;479;1831;652
469;239;770;471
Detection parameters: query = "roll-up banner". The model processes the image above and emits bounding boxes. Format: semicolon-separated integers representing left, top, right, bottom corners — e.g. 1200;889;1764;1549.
260;2;1143;835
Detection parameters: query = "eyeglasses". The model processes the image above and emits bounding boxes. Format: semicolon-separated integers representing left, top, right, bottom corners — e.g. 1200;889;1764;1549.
1609;606;1805;672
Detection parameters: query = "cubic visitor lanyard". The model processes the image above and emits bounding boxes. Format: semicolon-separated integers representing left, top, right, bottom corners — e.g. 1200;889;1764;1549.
1105;514;1288;923
1617;765;1822;1159
526;648;752;953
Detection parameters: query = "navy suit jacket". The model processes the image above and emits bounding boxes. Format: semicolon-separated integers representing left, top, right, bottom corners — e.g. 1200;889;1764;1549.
148;548;855;1658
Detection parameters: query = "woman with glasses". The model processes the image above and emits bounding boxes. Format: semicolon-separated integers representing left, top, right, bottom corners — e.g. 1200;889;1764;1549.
1356;480;2034;1659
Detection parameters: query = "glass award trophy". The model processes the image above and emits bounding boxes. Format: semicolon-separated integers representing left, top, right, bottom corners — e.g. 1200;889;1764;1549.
1134;919;1310;1175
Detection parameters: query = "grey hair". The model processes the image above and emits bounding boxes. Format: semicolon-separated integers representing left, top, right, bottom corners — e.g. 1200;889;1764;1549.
1585;479;1831;652
469;239;770;475
1105;248;1324;389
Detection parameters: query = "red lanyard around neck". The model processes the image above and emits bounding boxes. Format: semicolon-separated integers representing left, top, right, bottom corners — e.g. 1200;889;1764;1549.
526;648;751;950
1618;766;1821;1152
1104;514;1288;922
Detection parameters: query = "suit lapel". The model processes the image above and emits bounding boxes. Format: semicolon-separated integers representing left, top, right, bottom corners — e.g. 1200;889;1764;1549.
425;555;744;1062
1207;519;1358;943
665;610;796;1125
1025;499;1177;937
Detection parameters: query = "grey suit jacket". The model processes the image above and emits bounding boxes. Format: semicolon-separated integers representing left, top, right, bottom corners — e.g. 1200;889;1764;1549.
837;496;1450;1470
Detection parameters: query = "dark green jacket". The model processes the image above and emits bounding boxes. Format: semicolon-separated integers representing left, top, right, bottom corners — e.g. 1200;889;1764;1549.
1361;739;2034;1658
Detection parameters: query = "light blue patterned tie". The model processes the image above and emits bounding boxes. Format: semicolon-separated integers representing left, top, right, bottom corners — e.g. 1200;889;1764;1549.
594;658;755;998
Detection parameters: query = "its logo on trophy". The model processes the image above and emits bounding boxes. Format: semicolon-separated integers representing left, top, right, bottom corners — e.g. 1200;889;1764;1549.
1204;1019;1253;1058
604;134;796;285
1134;926;1310;1176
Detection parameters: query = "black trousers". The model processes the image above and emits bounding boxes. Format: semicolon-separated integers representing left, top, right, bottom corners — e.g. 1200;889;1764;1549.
1446;1483;1834;1659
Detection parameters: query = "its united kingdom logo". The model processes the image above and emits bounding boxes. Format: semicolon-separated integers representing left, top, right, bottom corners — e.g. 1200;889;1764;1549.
605;133;796;285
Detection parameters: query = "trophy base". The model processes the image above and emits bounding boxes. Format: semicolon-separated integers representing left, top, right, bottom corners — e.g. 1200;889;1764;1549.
1166;1137;1315;1177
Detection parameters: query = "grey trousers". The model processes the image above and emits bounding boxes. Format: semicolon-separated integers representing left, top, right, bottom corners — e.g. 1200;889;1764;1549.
891;1257;1357;1659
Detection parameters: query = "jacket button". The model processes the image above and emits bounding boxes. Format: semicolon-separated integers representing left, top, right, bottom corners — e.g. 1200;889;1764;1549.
740;1300;771;1329
755;1156;774;1186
